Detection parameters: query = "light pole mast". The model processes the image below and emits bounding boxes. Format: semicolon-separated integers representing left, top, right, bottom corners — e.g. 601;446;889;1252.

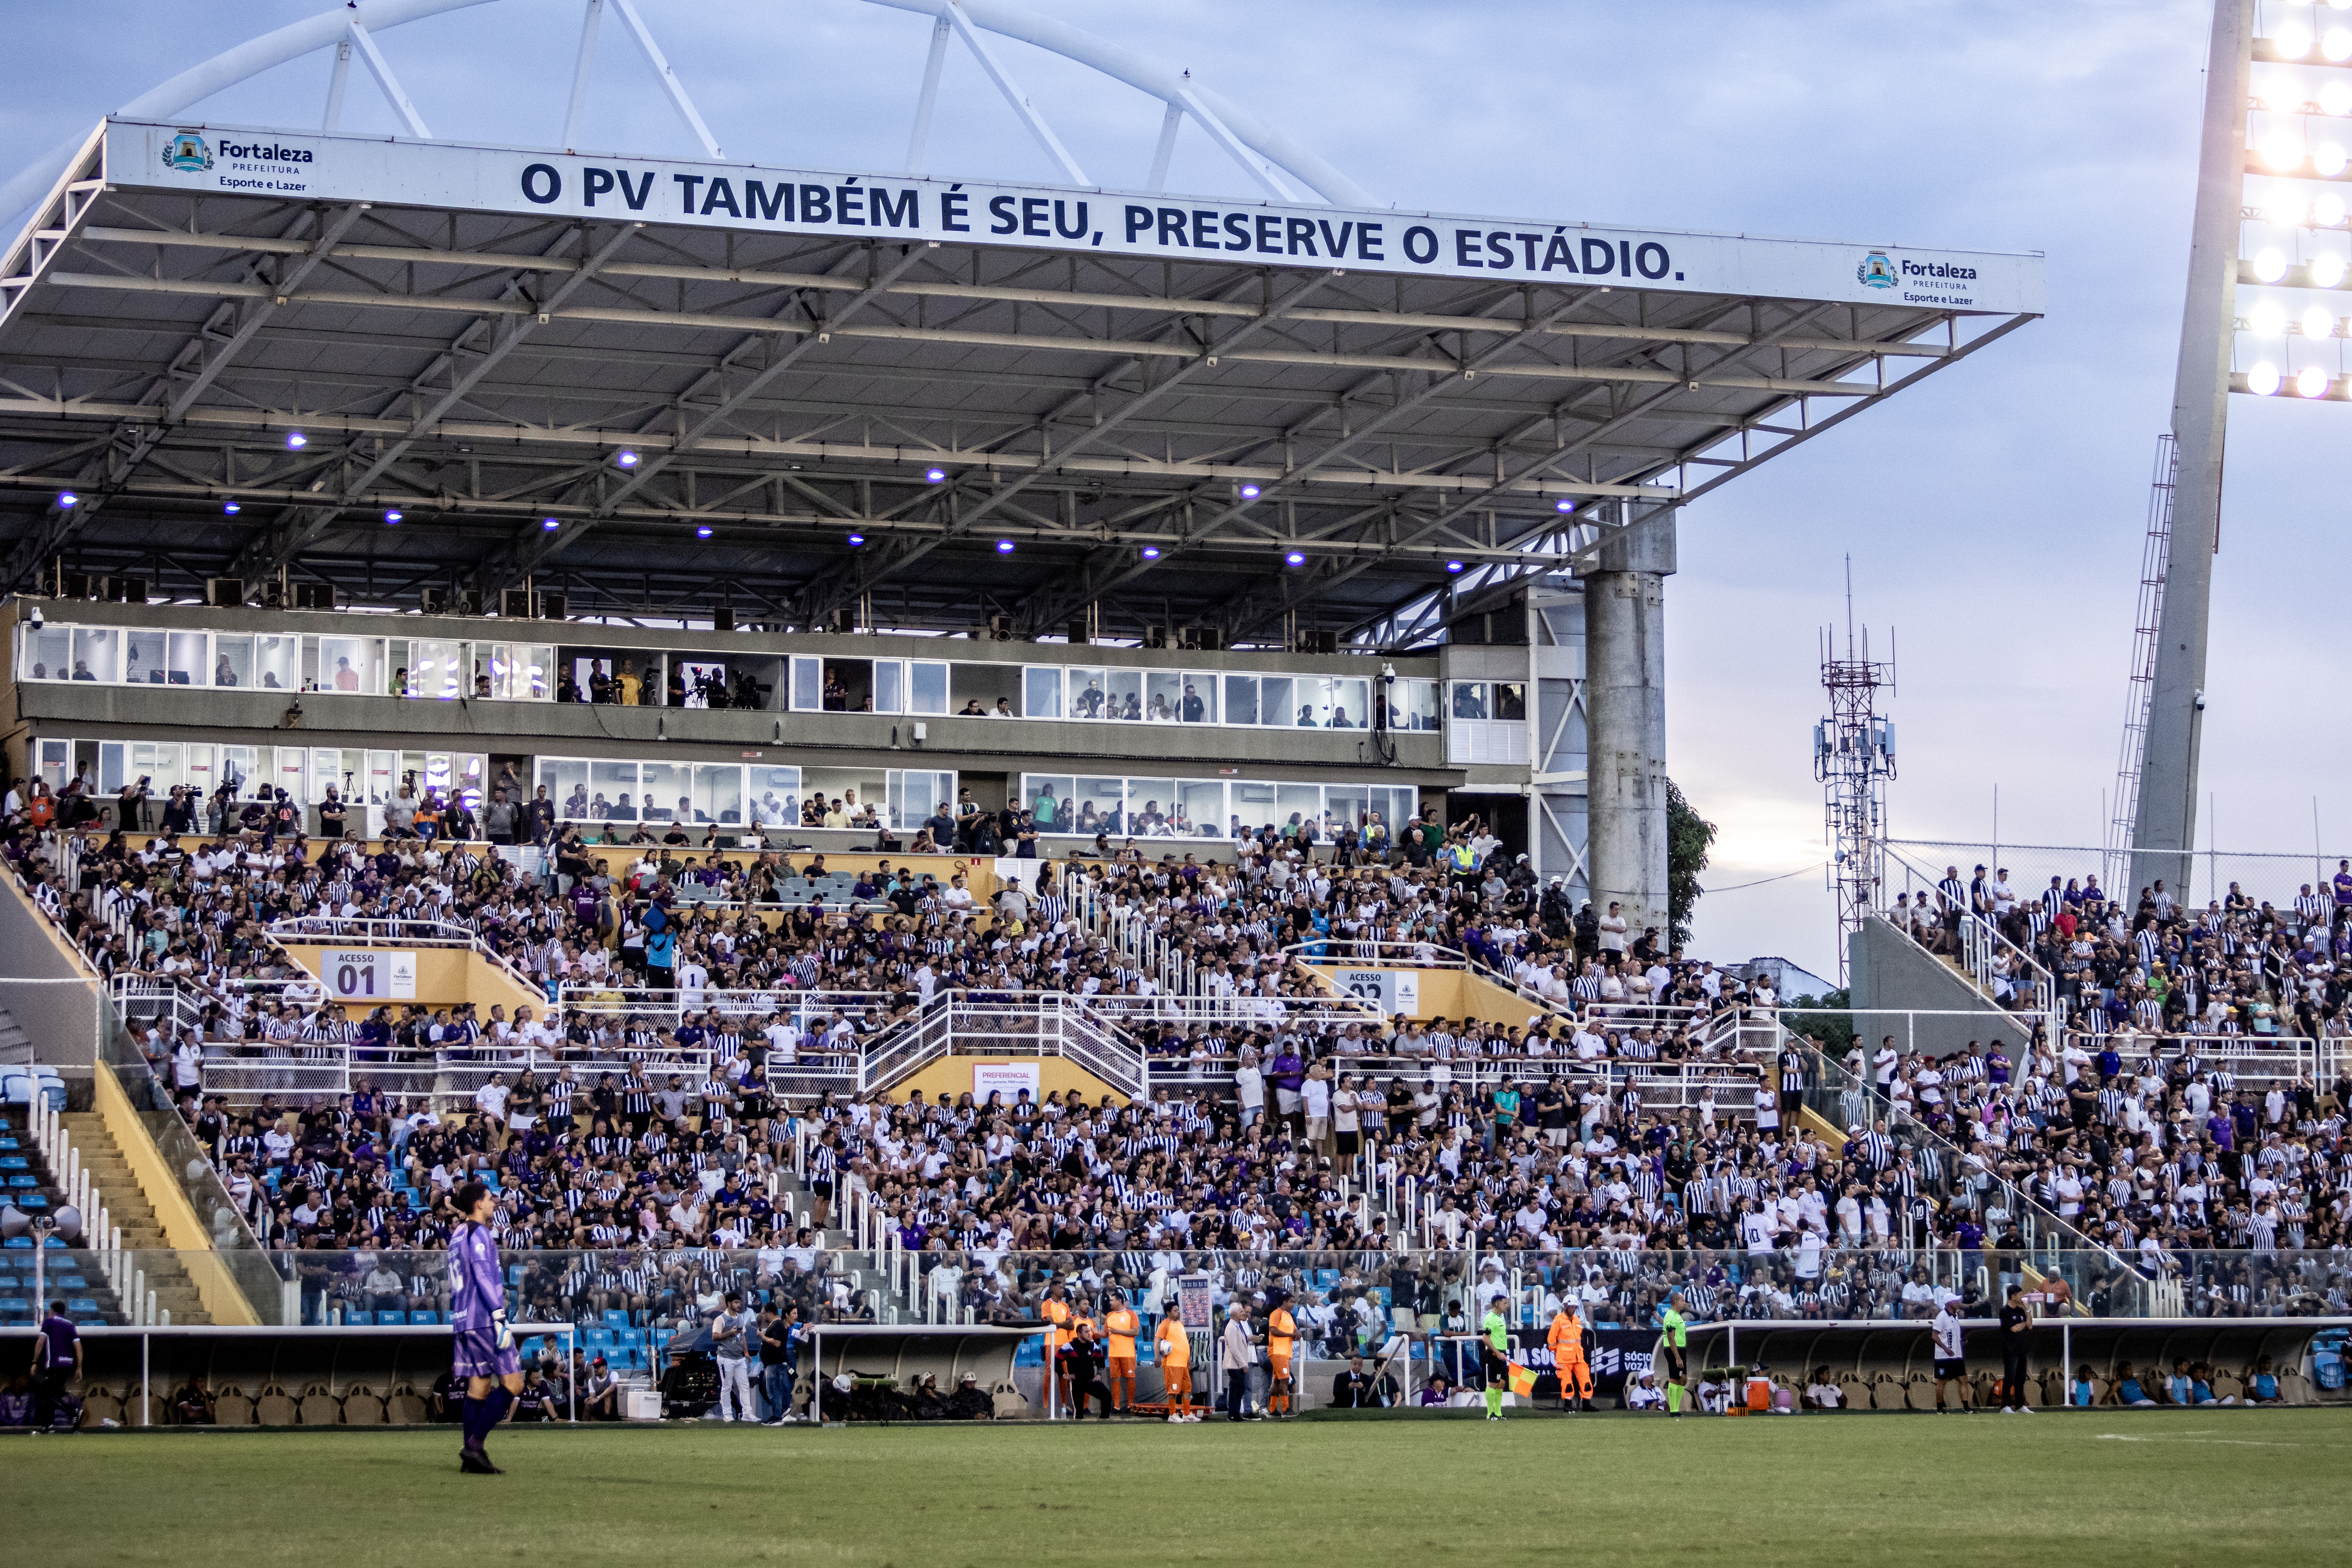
2130;0;2252;904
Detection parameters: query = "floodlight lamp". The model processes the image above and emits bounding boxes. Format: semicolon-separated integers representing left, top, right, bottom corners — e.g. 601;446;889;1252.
1239;484;1261;499
847;532;866;546
56;491;75;508
2279;21;2315;58
926;468;946;483
1284;550;1306;566
2264;131;2305;171
2248;360;2283;395
2297;364;2331;398
286;431;307;450
541;517;560;531
2303;304;2337;340
616;450;639;468
1554;498;1574;513
2253;248;2290;282
2313;252;2349;286
2319;141;2350;177
223;501;240;514
995;539;1015;553
2263;76;2306;113
1139;546;1160;559
1445;560;1464;573
384;510;403;525
2250;299;2288;337
2326;82;2352;116
2318;194;2349;227
696;525;714;539
2327;26;2352;61
2268;191;2307;227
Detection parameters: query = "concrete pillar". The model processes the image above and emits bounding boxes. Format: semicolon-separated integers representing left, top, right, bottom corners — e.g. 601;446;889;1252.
1576;513;1675;948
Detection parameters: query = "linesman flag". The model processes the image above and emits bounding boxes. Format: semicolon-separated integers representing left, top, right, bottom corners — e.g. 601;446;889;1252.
1506;1362;1538;1398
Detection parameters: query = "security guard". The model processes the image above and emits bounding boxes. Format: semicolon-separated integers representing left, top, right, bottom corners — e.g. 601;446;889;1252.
1547;1299;1594;1412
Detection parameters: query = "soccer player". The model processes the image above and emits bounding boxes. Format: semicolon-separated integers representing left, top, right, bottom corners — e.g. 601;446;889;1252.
1480;1297;1511;1421
1931;1297;1973;1413
449;1180;524;1472
1660;1290;1690;1417
1547;1299;1593;1412
1155;1307;1195;1422
1265;1292;1297;1418
1103;1291;1141;1415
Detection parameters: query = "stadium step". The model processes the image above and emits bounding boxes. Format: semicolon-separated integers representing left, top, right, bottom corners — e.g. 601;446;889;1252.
59;1113;213;1325
0;1006;30;1067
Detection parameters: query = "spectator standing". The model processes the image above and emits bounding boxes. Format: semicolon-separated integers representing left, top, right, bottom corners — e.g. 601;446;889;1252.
710;1291;756;1422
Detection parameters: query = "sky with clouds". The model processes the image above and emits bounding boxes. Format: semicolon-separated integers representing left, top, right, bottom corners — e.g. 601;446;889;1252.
5;0;2343;979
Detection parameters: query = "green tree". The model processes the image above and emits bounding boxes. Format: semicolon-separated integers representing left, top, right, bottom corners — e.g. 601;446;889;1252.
1782;990;1855;1057
1665;776;1715;951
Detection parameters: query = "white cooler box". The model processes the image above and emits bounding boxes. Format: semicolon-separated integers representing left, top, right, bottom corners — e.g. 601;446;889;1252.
623;1389;664;1421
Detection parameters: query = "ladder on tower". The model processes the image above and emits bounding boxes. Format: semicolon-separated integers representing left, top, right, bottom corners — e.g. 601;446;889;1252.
2107;432;2177;888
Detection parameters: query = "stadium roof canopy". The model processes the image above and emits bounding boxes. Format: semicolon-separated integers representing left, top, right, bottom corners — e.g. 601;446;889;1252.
0;7;2043;648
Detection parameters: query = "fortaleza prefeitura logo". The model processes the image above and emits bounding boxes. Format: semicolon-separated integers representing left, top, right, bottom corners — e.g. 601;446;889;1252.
164;130;212;173
1856;251;1896;289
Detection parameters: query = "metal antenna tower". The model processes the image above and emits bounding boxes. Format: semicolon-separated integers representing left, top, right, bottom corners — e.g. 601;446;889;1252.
2107;432;2176;891
1815;559;1896;983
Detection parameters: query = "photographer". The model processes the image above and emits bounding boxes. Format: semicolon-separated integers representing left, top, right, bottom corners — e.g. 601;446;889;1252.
116;775;152;832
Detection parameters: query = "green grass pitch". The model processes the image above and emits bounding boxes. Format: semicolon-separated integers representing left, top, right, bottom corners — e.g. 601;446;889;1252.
9;1409;2345;1566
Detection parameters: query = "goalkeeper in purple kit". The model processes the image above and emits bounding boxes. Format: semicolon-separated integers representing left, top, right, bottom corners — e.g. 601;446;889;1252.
448;1181;524;1473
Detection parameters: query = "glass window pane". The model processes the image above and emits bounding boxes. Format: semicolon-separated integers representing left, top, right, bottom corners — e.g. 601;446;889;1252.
182;744;217;799
455;755;485;813
1262;676;1296;728
164;632;208;687
361;751;397;806
1232;780;1275;837
692;764;744;825
98;742;126;795
873;659;905;715
1401;678;1440;731
1072;776;1124;837
1326;784;1369;843
1105;670;1144;723
69;628;119;683
1144;672;1181;723
254;634;296;692
521;644;553;701
1174;779;1222;838
1221;674;1257;726
1178;673;1213;723
1025;774;1075;832
1328;677;1368;731
317;635;381;695
790;656;823;711
23;626;70;680
1493;681;1527;722
409;640;463;700
220;747;259;799
910;660;949;715
641;762;688;824
1127;779;1175;835
540;758;590;819
1275;783;1322;841
749;766;800;830
589;760;639;822
308;747;343;804
213;635;254;689
33;739;71;793
1452;681;1489;721
1024;666;1062;718
123;633;164;686
1068;667;1108;719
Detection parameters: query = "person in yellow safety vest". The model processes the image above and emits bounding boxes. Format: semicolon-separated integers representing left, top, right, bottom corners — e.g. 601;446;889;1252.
1041;1284;1074;1413
1104;1292;1141;1414
1547;1300;1594;1412
1266;1292;1297;1416
1155;1309;1195;1422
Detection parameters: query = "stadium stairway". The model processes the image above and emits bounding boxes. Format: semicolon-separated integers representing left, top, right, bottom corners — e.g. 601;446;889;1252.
0;1005;31;1068
770;1163;919;1323
1;1107;132;1326
58;1111;211;1325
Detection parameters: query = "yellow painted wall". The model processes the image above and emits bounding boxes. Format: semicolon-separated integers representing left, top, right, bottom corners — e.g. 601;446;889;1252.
278;944;545;1015
1300;964;1542;1029
886;1055;1129;1108
92;1064;259;1325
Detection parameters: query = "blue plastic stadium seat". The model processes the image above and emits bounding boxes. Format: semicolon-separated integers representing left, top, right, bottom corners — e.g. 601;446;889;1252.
66;1298;97;1315
0;1157;27;1171
603;1309;630;1329
1;1237;27;1249
585;1327;614;1347
0;1137;17;1149
409;1310;441;1326
0;1299;29;1316
347;1311;377;1326
6;1174;35;1188
18;1195;47;1210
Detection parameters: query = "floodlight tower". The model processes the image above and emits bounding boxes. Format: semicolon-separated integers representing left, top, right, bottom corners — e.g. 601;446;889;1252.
2130;0;2350;902
1815;581;1895;984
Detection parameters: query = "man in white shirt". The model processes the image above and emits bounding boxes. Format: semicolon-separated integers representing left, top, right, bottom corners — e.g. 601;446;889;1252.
474;1073;511;1131
1597;903;1629;954
1931;1300;1972;1412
